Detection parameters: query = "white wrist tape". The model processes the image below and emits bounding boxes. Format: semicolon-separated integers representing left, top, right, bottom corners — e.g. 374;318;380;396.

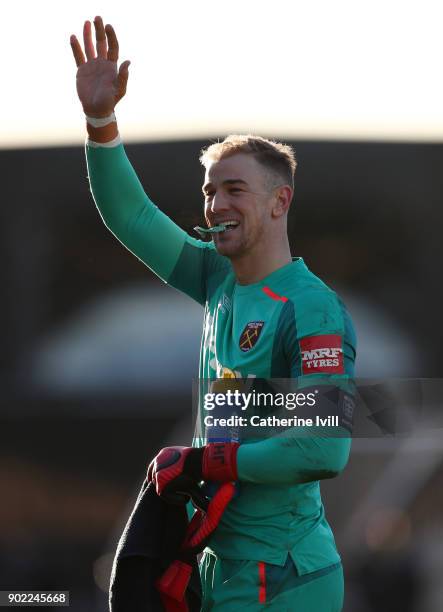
85;112;116;127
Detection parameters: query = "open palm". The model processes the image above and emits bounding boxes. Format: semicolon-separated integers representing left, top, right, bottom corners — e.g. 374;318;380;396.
70;17;130;118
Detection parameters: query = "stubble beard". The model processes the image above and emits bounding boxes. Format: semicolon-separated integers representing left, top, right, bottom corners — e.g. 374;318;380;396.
214;223;265;260
214;237;246;258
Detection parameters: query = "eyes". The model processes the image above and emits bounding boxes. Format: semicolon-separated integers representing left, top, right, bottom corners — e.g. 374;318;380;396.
204;187;243;200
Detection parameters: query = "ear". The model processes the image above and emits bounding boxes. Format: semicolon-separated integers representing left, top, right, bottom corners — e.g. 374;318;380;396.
271;185;293;218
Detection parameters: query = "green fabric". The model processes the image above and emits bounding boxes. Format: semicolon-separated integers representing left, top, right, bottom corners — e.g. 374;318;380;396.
200;552;344;611
196;259;355;570
86;143;357;575
86;143;218;296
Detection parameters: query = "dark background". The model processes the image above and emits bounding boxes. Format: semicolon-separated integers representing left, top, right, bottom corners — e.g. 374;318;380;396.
1;138;442;610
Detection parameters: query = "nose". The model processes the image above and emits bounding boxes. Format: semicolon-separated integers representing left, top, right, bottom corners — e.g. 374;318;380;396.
210;191;230;215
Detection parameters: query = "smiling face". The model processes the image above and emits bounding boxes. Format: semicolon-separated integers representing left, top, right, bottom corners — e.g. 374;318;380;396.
203;153;278;258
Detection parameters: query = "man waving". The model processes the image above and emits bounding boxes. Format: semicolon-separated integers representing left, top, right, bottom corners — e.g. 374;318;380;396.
71;16;356;611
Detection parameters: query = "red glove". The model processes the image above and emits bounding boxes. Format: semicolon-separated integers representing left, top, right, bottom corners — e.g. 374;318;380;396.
147;442;239;503
156;482;236;611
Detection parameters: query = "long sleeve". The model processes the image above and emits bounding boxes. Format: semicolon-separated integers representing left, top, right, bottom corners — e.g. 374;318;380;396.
85;142;230;304
236;289;356;485
237;434;351;484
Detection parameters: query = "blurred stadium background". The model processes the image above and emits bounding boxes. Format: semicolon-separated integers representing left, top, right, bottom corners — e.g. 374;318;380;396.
2;1;443;610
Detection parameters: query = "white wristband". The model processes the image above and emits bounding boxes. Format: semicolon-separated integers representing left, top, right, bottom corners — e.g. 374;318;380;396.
85;112;116;127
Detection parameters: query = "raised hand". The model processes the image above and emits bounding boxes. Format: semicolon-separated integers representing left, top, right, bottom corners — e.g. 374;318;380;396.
70;16;130;118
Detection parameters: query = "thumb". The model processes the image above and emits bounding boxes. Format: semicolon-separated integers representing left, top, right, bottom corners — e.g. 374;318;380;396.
116;60;131;100
185;482;235;549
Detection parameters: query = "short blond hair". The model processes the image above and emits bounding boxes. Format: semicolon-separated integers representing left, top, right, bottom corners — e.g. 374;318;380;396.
199;134;297;189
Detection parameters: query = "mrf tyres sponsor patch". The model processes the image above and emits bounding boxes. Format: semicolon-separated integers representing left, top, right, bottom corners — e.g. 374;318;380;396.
299;334;344;375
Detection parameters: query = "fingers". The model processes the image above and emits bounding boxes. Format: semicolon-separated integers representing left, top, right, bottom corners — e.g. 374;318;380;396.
93;16;107;59
185;483;235;550
105;24;119;62
72;18;120;65
70;35;85;67
207;482;235;521
83;20;96;60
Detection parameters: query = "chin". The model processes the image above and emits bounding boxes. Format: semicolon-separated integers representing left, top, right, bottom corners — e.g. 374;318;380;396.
213;231;250;258
214;241;247;259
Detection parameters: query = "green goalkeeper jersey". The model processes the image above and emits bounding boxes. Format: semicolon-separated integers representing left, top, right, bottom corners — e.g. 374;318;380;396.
86;143;357;574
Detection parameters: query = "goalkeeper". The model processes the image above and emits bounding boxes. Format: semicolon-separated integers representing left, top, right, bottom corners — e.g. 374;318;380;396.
70;16;357;611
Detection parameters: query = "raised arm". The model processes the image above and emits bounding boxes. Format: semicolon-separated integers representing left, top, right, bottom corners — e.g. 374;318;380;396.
70;17;227;303
70;17;129;143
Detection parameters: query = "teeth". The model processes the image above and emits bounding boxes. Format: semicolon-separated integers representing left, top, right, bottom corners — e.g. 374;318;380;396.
221;221;239;227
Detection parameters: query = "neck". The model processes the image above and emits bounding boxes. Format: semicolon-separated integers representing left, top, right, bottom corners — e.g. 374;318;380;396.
231;236;292;285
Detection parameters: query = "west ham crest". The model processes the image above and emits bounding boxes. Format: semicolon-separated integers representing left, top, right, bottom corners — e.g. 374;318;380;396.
239;321;265;352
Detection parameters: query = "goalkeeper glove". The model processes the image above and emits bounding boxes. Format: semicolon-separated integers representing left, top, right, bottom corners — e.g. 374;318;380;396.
156;481;235;611
147;442;239;504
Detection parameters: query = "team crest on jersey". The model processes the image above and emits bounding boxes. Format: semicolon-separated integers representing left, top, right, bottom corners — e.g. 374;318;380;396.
239;321;265;352
299;334;344;374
